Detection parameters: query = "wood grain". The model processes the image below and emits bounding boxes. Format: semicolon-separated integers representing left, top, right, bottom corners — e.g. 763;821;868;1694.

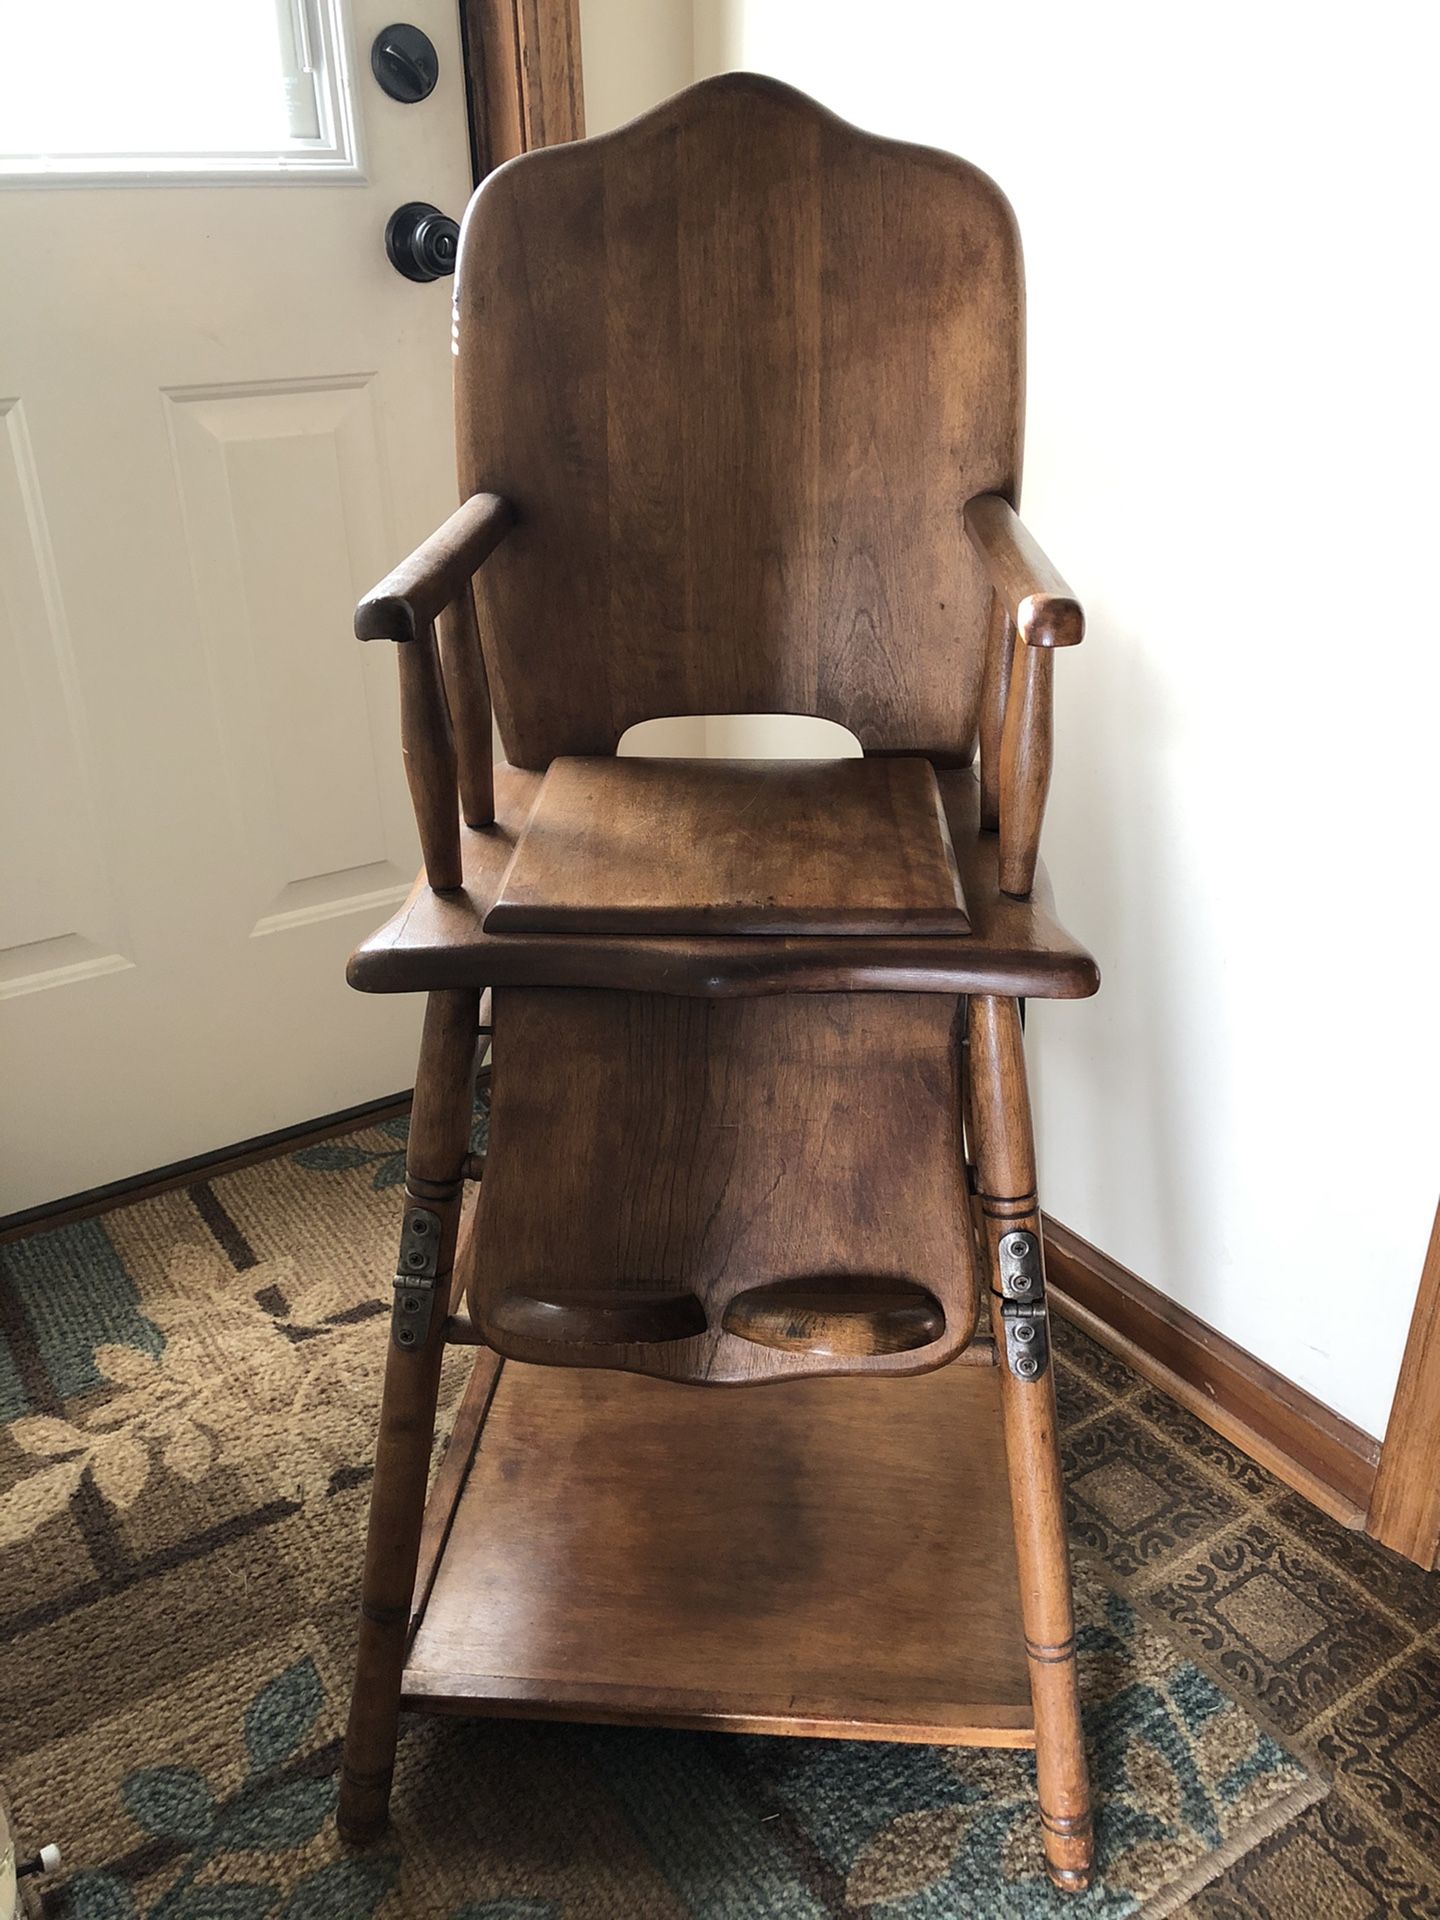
355;492;513;645
339;991;481;1841
962;497;1080;893
348;764;1099;1000
484;755;969;936
487;1287;708;1347
461;0;585;179
403;1358;1034;1743
968;997;1093;1890
396;627;461;892
1367;1195;1440;1566
979;596;1016;834
461;987;979;1384
721;1281;946;1357
963;495;1083;649
453;73;1023;770
513;0;585;151
998;642;1054;897
408;1348;504;1637
436;587;495;829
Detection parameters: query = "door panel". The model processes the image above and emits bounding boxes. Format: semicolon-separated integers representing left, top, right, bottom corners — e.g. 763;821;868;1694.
0;399;130;992
163;373;415;929
0;1;472;1211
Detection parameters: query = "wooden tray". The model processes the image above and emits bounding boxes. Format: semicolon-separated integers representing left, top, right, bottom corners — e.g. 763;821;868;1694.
403;1354;1033;1745
482;756;971;937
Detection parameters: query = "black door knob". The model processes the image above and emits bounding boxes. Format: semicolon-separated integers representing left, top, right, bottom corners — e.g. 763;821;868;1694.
386;202;459;282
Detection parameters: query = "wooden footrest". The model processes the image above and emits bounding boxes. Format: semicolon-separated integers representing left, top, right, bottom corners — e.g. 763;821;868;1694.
720;1279;946;1356
462;988;981;1386
485;1288;708;1347
404;1354;1034;1745
480;1279;948;1359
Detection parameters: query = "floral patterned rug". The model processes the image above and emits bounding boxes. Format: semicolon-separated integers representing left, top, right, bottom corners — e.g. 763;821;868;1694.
0;1107;1324;1918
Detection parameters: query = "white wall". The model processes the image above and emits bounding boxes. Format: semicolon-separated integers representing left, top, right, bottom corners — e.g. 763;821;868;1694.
583;1;1440;1437
579;0;693;134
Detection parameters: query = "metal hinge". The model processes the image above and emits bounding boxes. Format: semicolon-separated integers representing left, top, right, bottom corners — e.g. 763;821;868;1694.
997;1229;1043;1301
997;1230;1048;1377
391;1205;442;1349
1001;1299;1050;1379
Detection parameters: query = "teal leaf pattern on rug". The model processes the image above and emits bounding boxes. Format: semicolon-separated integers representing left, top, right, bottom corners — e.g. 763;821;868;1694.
0;1219;162;1414
243;1661;325;1774
452;1904;561;1919
58;1663;397;1920
152;1888;274;1920
60;1875;138;1920
294;1098;488;1193
122;1769;216;1847
215;1778;335;1853
280;1860;403;1919
292;1117;411;1191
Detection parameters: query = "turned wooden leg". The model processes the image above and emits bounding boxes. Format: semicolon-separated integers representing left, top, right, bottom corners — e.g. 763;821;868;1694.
968;995;1094;1893
338;989;480;1843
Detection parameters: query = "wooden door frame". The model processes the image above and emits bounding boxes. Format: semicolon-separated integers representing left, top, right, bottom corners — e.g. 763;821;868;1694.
458;0;585;179
1368;1198;1440;1567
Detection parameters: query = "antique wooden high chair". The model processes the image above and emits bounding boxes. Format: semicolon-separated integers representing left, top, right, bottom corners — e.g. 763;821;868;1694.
337;73;1100;1892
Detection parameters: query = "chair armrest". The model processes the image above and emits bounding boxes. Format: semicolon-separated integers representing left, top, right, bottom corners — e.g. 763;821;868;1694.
356;492;514;643
964;496;1084;897
356;492;513;890
962;494;1084;650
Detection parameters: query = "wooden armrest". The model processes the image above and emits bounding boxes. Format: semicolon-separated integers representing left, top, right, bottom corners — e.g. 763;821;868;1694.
357;492;512;889
356;492;514;643
963;494;1084;650
966;496;1084;897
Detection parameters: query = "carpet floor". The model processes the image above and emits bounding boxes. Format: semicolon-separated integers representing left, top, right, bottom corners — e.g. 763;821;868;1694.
1;1106;1437;1917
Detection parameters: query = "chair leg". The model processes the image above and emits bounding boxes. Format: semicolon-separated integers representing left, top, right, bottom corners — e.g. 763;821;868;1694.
338;989;480;1843
967;995;1094;1893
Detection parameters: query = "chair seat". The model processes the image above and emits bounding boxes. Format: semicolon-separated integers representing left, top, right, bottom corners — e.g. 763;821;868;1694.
484;755;971;937
347;763;1099;1001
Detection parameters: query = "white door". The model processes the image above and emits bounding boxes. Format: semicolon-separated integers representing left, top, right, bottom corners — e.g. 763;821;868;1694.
0;0;474;1213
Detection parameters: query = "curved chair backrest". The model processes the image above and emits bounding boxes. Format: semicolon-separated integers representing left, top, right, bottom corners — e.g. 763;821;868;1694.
455;72;1024;772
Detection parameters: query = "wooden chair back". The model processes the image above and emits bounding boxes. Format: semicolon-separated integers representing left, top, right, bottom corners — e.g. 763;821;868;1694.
454;72;1024;772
